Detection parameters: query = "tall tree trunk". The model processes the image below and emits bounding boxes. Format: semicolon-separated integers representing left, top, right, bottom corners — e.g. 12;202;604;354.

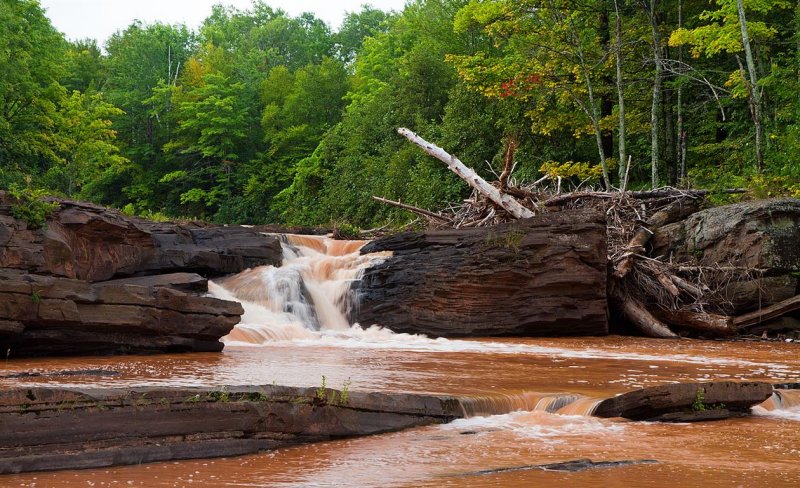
646;0;663;188
599;9;614;165
614;0;628;185
676;0;686;183
736;0;764;172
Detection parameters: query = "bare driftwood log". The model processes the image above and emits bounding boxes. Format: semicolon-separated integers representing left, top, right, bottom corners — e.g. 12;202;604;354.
397;128;535;219
655;309;736;336
734;295;800;329
614;197;700;278
615;292;679;338
372;196;449;223
544;188;746;207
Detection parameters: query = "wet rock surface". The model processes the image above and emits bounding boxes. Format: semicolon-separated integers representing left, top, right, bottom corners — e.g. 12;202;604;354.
0;193;282;357
354;210;608;337
593;381;774;421
0;269;242;356
0;385;462;474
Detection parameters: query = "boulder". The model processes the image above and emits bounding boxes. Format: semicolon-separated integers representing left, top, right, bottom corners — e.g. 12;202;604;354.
593;381;774;421
652;199;800;313
353;209;608;337
0;385;462;474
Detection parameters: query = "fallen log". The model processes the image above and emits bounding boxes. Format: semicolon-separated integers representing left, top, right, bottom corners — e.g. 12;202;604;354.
654;309;736;336
397;128;535;219
614;197;700;278
734;295;800;329
611;287;678;338
544;188;746;207
372;196;449;223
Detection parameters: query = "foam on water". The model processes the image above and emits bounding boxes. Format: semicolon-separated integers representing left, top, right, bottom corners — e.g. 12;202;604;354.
441;410;626;441
212;236;794;376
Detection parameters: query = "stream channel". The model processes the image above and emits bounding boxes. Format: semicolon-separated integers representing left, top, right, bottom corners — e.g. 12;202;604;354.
2;235;800;487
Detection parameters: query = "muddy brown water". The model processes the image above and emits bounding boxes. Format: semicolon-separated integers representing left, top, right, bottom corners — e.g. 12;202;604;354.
2;337;800;487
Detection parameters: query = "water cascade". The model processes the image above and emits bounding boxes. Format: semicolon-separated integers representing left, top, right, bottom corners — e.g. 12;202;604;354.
209;235;390;344
458;392;605;417
753;388;800;420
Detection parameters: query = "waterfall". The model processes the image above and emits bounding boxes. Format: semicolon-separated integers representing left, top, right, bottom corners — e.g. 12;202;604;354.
209;235;390;344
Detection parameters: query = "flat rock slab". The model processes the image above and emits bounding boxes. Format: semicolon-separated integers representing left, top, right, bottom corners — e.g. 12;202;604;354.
594;381;774;421
0;385;462;474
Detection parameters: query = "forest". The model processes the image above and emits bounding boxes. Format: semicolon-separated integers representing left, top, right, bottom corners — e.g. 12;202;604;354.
1;0;799;227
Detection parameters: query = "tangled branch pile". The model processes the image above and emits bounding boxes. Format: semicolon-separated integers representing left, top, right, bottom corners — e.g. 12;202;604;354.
374;128;799;339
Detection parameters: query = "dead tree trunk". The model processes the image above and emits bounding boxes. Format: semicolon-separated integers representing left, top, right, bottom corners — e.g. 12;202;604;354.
397;128;535;219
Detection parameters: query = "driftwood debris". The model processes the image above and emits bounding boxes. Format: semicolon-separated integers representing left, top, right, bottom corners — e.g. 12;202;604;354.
377;127;797;339
614;197;700;279
372;196;449;223
734;295;800;330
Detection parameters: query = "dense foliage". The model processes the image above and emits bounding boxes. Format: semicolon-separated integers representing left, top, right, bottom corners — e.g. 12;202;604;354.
2;0;799;226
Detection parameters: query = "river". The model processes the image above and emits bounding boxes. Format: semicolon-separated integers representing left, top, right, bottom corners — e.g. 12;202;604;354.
2;235;799;486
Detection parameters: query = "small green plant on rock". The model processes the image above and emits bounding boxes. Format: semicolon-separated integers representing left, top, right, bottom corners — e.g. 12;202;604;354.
483;227;525;254
8;185;59;230
692;388;706;412
208;388;230;403
315;375;328;401
339;378;352;405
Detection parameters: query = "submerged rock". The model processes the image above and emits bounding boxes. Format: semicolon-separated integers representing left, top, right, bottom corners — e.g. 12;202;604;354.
462;459;659;476
353;209;608;337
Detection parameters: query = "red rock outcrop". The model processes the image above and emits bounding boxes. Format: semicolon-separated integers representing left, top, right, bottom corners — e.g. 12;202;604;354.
0;194;282;282
353;209;609;337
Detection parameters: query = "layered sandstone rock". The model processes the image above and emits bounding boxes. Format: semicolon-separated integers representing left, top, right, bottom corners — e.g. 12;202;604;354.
353;209;608;337
0;270;242;356
0;194;282;281
0;192;282;357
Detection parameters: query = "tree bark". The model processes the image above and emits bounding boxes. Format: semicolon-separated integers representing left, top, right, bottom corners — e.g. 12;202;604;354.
613;287;679;338
397;128;535;219
734;295;800;329
645;0;664;188
372;196;449;223
736;0;764;172
614;0;628;185
655;309;736;336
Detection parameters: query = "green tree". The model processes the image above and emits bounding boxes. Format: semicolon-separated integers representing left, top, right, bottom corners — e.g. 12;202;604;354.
46;90;129;198
0;0;66;185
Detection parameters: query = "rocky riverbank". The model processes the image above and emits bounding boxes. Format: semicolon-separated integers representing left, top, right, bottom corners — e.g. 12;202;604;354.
0;192;281;357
